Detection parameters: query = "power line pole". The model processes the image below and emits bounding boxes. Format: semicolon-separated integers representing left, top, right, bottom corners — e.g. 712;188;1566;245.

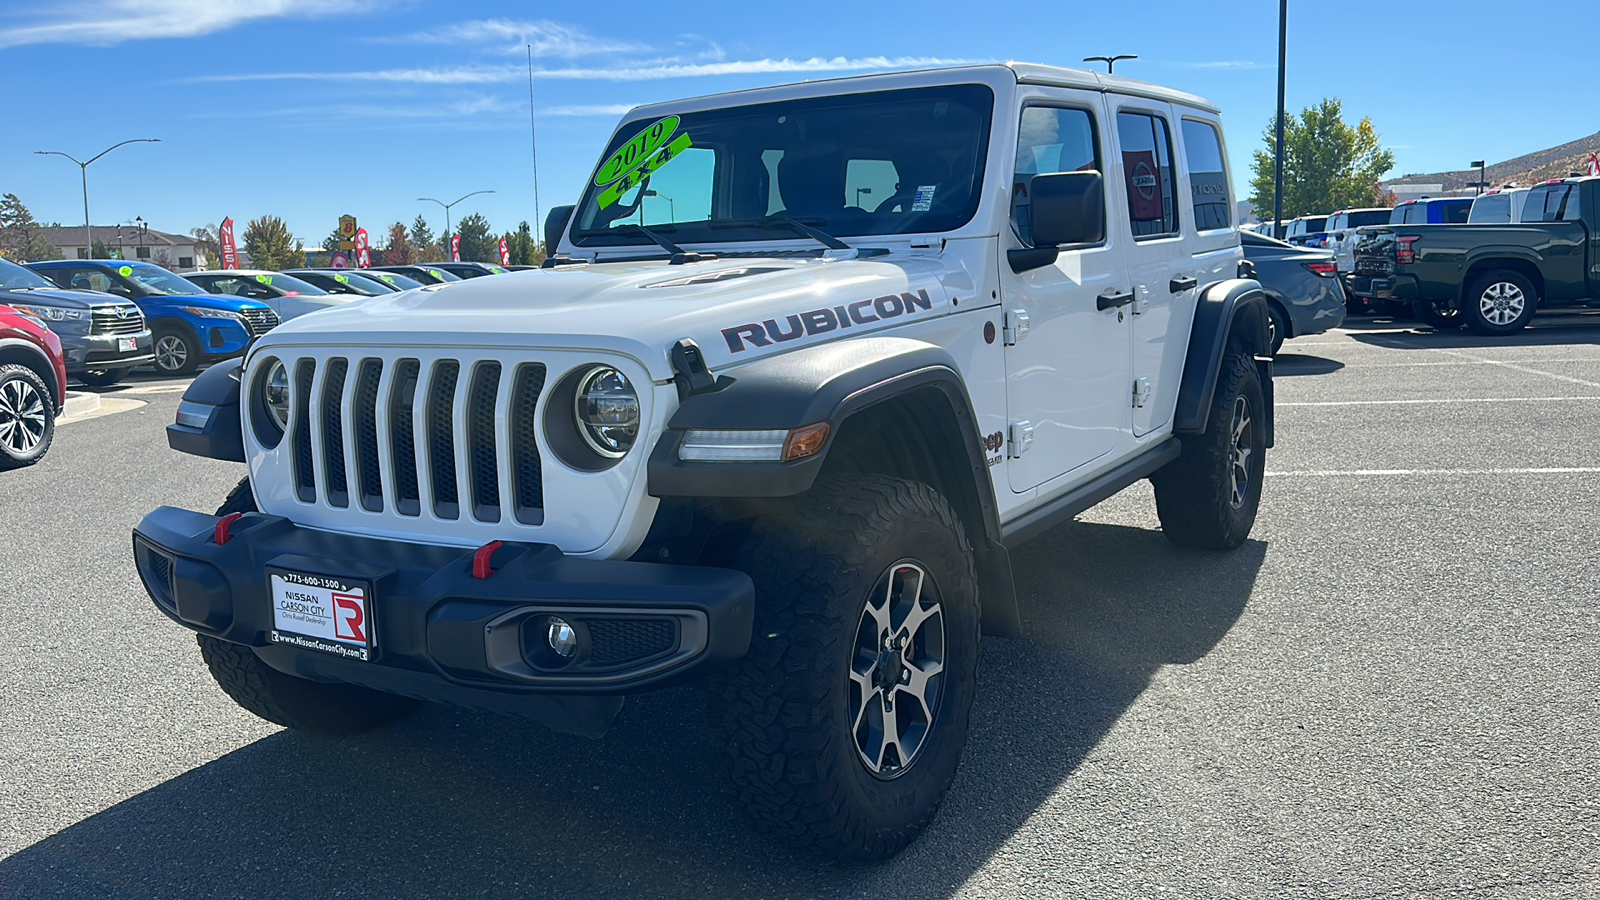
527;45;543;247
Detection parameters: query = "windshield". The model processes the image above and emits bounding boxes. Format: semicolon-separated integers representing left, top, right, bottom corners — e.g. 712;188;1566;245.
301;271;392;295
365;271;424;290
0;259;57;290
571;84;994;249
123;264;206;296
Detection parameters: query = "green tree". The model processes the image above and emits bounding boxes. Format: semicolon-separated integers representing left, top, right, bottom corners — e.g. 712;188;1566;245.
1248;98;1396;221
383;222;415;265
321;227;345;253
0;194;62;261
505;221;538;266
191;224;220;269
455;212;496;262
91;238;116;259
409;215;437;260
243;215;299;271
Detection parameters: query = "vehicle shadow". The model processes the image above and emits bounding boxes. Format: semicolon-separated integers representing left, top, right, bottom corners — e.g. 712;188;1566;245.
1344;311;1600;351
1273;353;1344;376
0;522;1263;899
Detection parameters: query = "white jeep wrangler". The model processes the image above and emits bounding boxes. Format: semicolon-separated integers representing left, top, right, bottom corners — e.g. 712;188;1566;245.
136;63;1271;861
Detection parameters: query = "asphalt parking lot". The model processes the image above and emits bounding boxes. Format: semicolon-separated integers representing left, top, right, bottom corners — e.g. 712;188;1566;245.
3;315;1599;899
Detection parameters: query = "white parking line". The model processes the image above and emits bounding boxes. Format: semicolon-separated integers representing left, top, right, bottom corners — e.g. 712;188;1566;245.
1280;396;1600;407
1267;467;1600;477
1430;348;1600;389
1283;358;1600;369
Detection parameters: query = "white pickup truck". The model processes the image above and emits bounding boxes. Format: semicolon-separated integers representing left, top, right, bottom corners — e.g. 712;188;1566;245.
136;62;1272;861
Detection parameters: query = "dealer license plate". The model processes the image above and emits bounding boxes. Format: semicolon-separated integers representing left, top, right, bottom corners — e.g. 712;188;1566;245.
118;337;137;352
267;570;373;661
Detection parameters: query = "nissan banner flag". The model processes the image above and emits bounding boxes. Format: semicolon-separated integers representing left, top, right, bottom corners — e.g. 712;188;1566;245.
499;237;510;266
219;217;239;270
451;233;462;262
355;228;371;268
1590;153;1599;177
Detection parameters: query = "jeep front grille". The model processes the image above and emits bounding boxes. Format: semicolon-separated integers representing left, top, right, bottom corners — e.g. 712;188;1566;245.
239;308;280;337
273;353;547;525
90;305;146;335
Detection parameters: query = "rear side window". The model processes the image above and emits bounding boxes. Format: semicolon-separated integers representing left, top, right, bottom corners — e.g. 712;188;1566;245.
1349;210;1391;227
1117;111;1177;237
1469;194;1511;224
1521;184;1580;223
1012;105;1101;246
1438;201;1471;223
1180;119;1229;230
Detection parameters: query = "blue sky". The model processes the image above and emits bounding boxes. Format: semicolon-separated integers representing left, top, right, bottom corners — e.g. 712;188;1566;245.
2;0;1595;246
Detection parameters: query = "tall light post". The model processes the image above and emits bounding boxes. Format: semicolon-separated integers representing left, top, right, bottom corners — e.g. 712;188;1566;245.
418;190;496;247
1273;0;1288;240
1470;159;1486;195
643;189;675;221
854;187;872;208
35;138;160;258
134;215;148;260
1083;54;1137;74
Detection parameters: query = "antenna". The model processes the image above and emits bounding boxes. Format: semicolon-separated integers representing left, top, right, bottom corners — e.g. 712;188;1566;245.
528;45;542;246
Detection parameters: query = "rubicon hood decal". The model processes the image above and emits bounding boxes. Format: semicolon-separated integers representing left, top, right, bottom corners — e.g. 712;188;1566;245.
722;289;935;353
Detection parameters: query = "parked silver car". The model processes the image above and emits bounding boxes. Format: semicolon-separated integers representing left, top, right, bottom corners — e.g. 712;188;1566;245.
0;257;153;386
1241;230;1346;355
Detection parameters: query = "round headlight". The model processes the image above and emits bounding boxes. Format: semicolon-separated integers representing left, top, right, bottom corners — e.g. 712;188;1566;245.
263;360;290;430
573;366;639;457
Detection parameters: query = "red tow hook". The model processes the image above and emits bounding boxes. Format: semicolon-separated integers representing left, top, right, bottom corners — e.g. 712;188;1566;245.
472;540;504;579
214;512;244;545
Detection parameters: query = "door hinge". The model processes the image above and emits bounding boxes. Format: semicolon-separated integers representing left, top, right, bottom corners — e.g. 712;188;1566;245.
1132;377;1152;408
1003;308;1031;345
1008;420;1034;457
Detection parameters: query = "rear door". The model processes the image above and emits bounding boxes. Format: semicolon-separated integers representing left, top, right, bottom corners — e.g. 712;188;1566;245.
1001;88;1132;492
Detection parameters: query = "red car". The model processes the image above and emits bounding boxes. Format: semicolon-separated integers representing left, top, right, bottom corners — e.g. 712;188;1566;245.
0;302;67;468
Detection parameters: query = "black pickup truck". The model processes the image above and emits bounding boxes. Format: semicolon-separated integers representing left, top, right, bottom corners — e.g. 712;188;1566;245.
1348;177;1600;334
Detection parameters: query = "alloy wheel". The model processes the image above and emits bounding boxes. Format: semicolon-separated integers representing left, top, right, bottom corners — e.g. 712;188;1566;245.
1479;282;1526;326
849;561;946;778
0;376;46;455
155;334;188;372
1228;395;1254;509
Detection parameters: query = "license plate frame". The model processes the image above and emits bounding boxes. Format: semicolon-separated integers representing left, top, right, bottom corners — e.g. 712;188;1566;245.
266;567;375;662
118;337;137;352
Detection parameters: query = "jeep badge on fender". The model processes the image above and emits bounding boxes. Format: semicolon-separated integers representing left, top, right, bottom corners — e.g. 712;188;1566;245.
135;63;1272;863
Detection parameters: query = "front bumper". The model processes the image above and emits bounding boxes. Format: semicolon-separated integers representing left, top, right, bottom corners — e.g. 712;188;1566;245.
132;506;755;723
1346;272;1417;301
64;330;155;373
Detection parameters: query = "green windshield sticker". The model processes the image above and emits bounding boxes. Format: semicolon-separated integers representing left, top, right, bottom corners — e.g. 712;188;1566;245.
594;115;694;210
335;274;349;283
118;266;132;276
378;274;395;283
256;274;273;285
428;269;443;278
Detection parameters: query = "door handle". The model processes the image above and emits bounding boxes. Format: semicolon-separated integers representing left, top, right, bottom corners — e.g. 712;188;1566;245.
1169;276;1198;293
1097;289;1135;311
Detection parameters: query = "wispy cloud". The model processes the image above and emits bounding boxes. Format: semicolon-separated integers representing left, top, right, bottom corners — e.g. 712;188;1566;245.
1176;60;1269;70
378;18;649;57
190;95;521;121
192;55;987;85
543;104;637;117
0;0;376;49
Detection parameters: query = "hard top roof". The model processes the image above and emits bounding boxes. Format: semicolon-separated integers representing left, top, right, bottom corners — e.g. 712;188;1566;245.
622;62;1220;122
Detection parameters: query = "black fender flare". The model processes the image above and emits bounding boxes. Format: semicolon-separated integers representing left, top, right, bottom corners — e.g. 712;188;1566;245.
647;336;1021;637
166;358;245;462
1174;278;1274;447
0;337;64;411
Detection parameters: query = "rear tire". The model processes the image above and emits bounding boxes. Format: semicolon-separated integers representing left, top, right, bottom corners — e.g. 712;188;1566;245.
197;479;420;734
709;474;980;862
1462;270;1538;335
1413;297;1462;330
77;367;131;387
152;326;200;376
1266;303;1288;356
0;363;54;470
1153;351;1265;550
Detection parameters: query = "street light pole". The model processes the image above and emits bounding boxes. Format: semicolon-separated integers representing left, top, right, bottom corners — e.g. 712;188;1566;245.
34;139;160;258
1273;0;1288;241
418;190;496;252
1471;160;1486;195
643;189;675;221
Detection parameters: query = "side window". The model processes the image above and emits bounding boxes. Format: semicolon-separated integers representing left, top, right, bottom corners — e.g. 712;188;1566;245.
1011;105;1099;245
1561;187;1582;222
1117;111;1178;237
844;159;900;212
1180;119;1230;230
59;267;113;293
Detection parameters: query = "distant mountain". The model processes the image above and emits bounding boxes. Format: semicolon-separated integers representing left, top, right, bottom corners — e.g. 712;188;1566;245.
1388;130;1600;190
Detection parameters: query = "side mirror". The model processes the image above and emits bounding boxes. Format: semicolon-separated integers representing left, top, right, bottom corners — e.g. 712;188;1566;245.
1010;171;1104;273
544;206;574;252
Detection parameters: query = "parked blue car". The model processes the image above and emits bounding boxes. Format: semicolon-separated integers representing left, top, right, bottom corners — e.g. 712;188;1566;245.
1387;197;1472;225
26;260;279;376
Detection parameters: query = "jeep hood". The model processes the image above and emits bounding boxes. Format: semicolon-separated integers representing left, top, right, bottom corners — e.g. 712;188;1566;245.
255;254;965;381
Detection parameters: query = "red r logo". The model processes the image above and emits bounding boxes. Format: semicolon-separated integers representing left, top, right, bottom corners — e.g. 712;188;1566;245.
332;593;366;642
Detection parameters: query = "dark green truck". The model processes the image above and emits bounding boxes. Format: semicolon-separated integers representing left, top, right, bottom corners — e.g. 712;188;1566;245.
1349;177;1600;334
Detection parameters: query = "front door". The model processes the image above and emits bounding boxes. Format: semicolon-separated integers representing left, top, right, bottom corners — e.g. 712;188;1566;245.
1002;92;1132;492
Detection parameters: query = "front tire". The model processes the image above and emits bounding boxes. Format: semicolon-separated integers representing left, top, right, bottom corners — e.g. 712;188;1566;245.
710;475;980;862
1153;350;1266;550
1462;270;1537;335
197;479;420;734
152;326;200;376
1413;297;1462;330
0;364;54;470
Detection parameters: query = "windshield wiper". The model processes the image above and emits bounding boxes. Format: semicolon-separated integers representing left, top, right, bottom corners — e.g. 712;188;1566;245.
712;214;851;251
610;223;687;256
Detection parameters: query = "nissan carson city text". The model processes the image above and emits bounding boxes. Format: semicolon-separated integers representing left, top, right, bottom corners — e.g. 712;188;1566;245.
133;63;1273;862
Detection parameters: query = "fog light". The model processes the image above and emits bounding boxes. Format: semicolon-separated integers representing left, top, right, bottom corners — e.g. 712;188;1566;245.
547;616;578;658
